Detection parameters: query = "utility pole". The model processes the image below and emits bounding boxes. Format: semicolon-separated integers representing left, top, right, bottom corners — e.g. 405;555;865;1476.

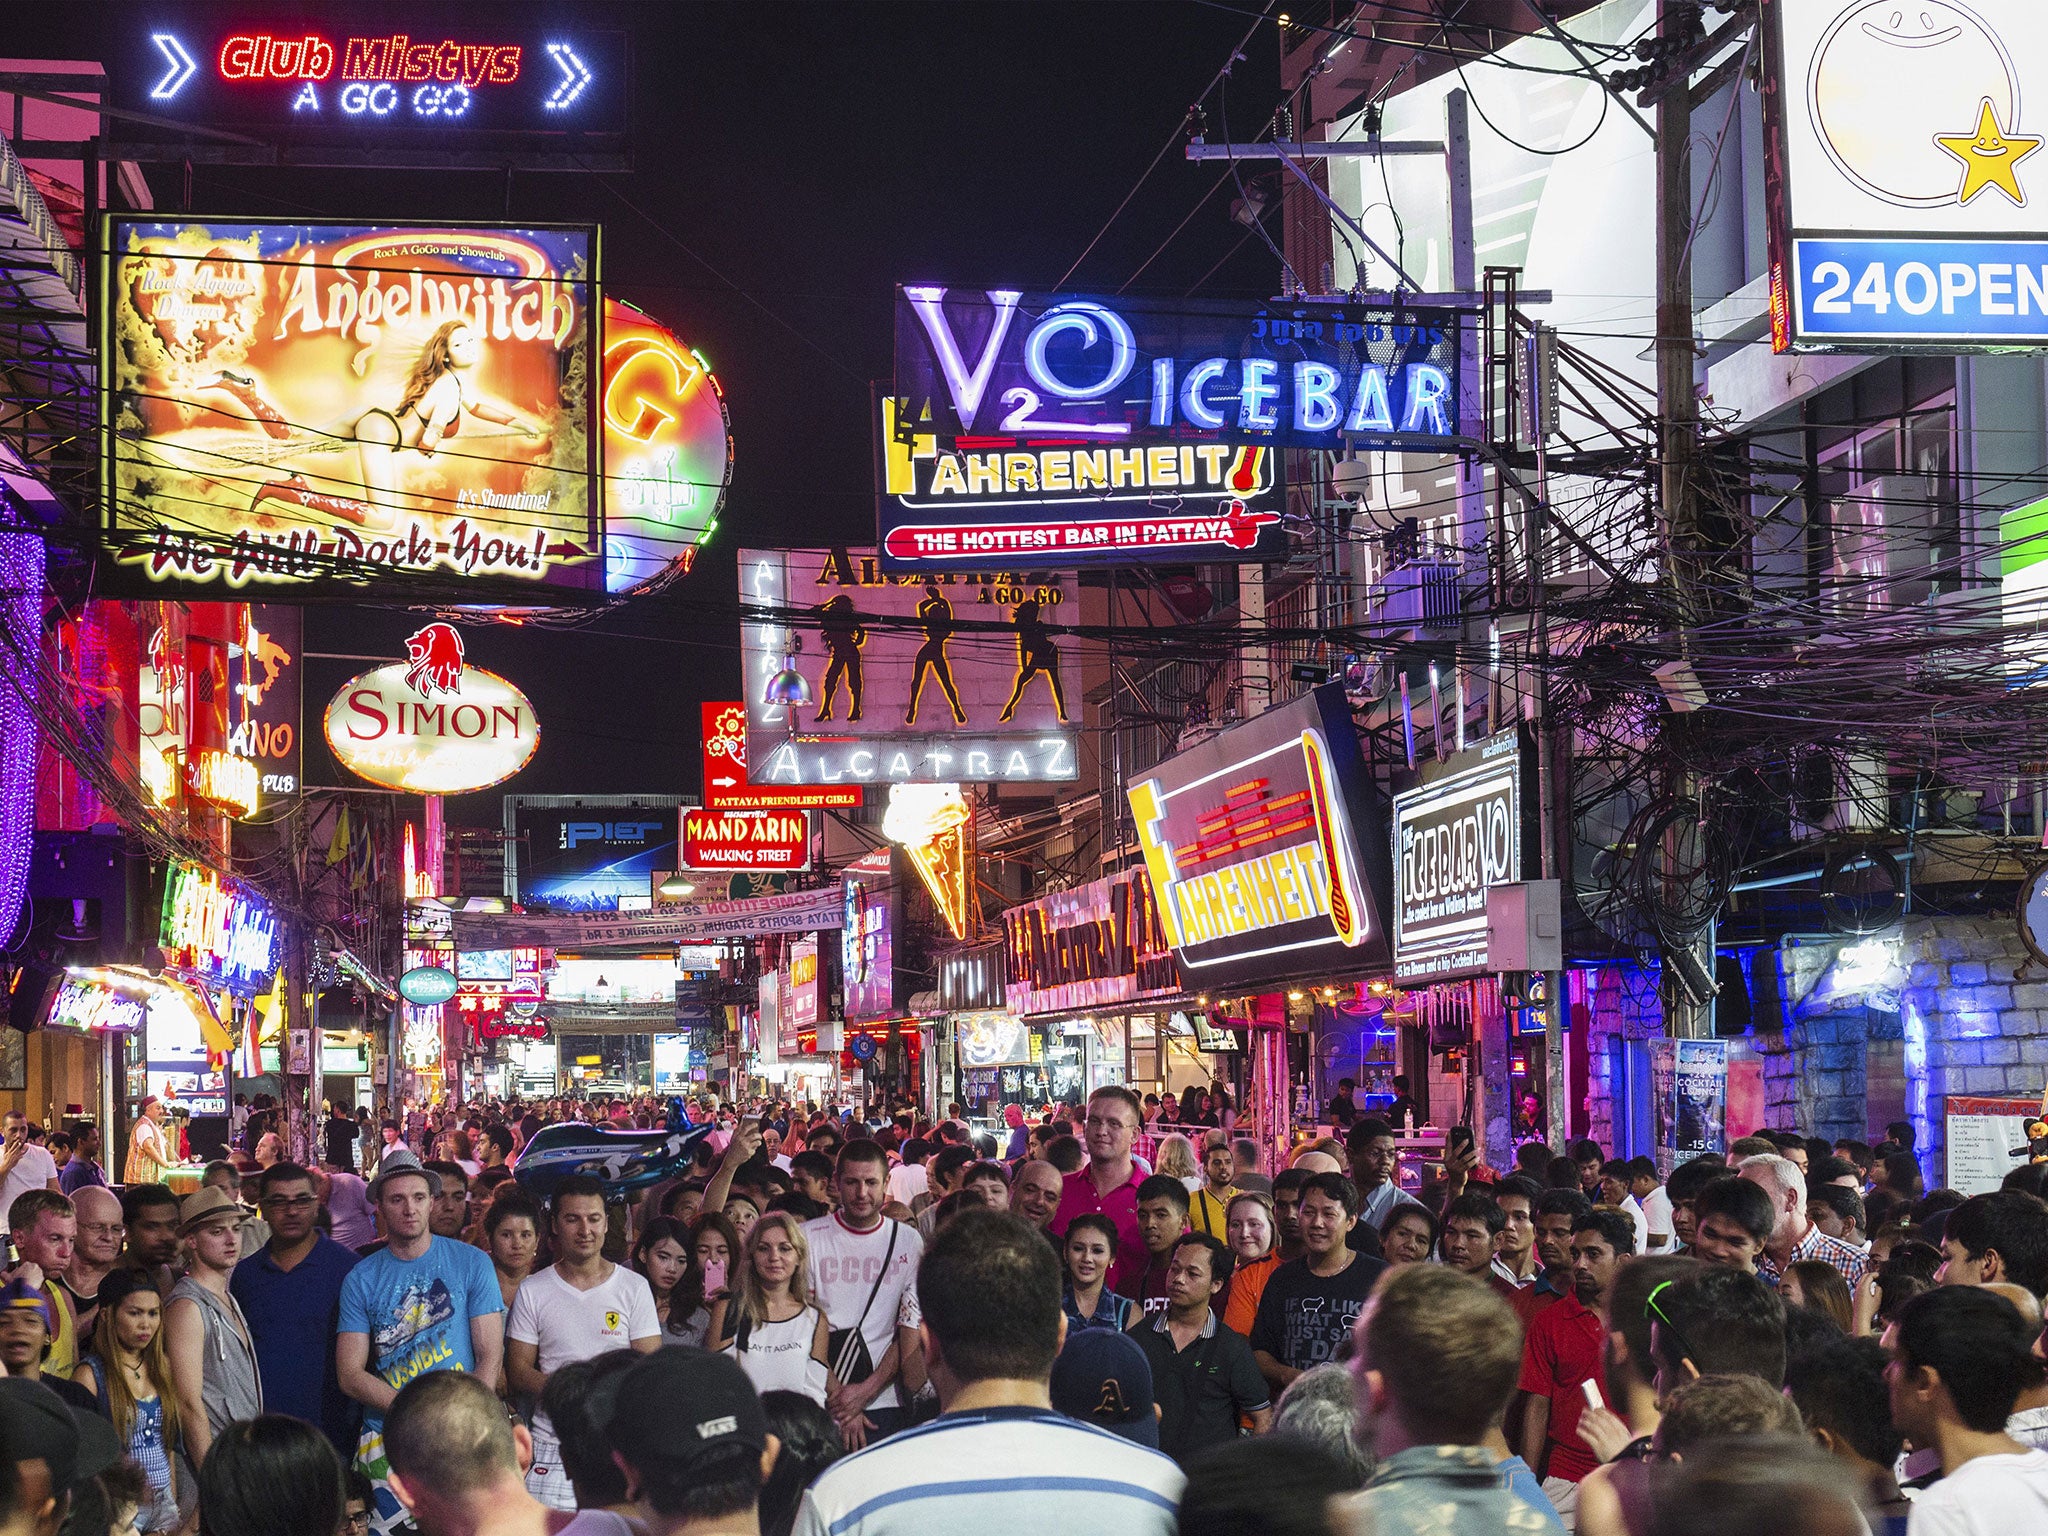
1655;0;1716;1043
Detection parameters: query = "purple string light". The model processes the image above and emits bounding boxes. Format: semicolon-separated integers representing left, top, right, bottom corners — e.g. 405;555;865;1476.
0;516;40;947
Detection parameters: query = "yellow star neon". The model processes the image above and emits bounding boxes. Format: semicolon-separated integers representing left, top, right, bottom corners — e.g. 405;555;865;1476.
1936;97;2042;207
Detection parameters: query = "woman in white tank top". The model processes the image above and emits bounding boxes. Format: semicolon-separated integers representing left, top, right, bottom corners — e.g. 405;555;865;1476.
706;1212;830;1404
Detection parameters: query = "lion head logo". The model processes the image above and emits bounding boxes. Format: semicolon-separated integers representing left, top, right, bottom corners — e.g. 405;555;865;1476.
404;623;467;698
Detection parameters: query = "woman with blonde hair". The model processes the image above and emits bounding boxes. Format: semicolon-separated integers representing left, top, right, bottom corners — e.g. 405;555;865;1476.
74;1270;183;1533
1154;1133;1199;1187
706;1212;830;1403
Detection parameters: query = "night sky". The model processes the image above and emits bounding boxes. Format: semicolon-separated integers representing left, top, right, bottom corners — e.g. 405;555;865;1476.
29;2;1280;821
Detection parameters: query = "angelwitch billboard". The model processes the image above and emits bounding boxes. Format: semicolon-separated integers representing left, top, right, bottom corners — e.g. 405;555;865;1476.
103;218;597;597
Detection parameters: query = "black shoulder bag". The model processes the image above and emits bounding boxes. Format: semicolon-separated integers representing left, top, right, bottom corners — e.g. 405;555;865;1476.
827;1221;899;1386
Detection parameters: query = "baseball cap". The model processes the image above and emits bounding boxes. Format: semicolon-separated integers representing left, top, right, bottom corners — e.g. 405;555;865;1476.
1049;1329;1159;1447
606;1347;766;1473
0;1378;80;1491
367;1149;442;1201
0;1274;55;1332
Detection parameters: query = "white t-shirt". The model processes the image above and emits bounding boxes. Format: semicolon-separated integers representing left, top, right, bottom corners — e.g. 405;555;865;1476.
802;1213;923;1410
507;1263;660;1437
1618;1193;1650;1254
887;1163;929;1208
1639;1185;1675;1247
0;1145;58;1231
1907;1449;2048;1535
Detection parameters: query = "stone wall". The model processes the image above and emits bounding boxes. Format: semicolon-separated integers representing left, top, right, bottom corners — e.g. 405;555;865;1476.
1572;962;1662;1156
1574;916;2048;1189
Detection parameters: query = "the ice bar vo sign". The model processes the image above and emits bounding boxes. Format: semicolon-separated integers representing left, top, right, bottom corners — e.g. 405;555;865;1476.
884;289;1458;571
899;290;1457;445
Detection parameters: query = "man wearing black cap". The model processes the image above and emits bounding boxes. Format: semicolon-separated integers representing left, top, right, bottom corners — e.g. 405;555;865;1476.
607;1348;781;1536
0;1378;78;1536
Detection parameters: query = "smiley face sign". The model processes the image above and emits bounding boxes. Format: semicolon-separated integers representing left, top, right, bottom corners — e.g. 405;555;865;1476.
1807;1;2025;206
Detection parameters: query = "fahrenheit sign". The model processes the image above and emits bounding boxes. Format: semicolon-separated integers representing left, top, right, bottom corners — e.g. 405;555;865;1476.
1128;683;1393;988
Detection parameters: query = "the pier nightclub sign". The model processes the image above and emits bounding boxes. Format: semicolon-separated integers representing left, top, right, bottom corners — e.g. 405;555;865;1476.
881;287;1461;571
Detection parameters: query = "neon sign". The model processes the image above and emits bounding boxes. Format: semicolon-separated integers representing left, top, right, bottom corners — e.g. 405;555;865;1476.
160;863;281;997
883;288;1462;572
325;630;539;795
682;809;812;872
129;25;625;135
1127;682;1394;989
884;784;976;939
601;300;731;594
186;748;260;820
43;969;157;1034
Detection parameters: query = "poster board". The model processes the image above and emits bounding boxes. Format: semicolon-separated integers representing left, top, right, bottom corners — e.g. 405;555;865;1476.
1653;1038;1728;1180
1944;1095;2044;1195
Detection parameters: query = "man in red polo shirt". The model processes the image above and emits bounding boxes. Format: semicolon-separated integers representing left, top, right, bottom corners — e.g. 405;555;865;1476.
1050;1085;1147;1295
1518;1207;1631;1518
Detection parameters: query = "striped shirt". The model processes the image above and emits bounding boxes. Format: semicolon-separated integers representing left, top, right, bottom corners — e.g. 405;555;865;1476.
789;1404;1184;1536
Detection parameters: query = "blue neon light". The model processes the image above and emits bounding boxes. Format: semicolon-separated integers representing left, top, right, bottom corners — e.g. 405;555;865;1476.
150;33;197;100
1794;237;2048;344
1023;301;1135;400
545;42;592;110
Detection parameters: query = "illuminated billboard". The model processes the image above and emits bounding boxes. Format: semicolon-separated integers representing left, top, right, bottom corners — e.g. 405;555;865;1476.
122;24;628;137
700;701;859;811
882;287;1459;571
324;625;539;794
1764;0;2048;347
160;862;281;998
740;547;1080;785
601;299;730;594
842;850;902;1024
228;605;301;798
1128;682;1393;989
103;218;598;597
510;797;682;912
681;809;811;872
1390;732;1532;982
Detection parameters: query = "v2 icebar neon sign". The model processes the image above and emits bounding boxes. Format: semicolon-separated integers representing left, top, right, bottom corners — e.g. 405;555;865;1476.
881;287;1462;572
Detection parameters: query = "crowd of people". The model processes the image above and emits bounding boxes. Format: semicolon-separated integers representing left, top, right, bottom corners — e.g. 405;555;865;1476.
0;1086;2043;1536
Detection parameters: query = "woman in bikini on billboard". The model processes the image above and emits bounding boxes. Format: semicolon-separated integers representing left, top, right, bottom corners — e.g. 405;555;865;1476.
246;319;540;530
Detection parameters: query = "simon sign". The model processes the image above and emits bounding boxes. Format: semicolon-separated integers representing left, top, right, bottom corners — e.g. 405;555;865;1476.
325;624;538;793
882;288;1460;571
1128;683;1393;989
1766;0;2048;347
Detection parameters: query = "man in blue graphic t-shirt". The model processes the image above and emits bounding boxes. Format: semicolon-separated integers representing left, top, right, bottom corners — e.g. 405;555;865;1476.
337;1150;504;1536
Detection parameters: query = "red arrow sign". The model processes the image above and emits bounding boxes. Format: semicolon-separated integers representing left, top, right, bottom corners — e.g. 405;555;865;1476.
700;701;861;810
